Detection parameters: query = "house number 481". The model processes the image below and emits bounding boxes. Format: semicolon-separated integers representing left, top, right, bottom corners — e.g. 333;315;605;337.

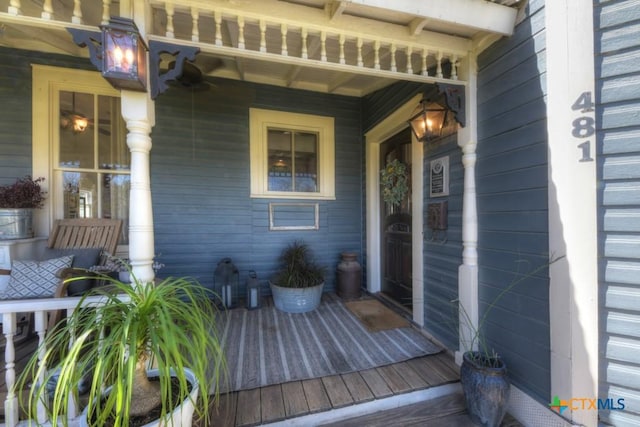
571;91;595;162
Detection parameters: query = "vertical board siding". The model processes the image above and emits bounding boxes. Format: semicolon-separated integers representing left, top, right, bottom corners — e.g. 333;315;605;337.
597;0;640;425
476;0;551;403
153;79;364;297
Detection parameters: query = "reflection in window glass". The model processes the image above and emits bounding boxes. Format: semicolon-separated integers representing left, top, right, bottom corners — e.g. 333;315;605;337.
267;129;318;192
59;91;94;169
98;95;130;170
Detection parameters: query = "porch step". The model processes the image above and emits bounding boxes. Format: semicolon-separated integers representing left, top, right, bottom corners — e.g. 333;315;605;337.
261;385;522;427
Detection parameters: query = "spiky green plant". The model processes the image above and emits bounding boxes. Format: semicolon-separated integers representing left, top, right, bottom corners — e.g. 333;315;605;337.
455;254;564;368
272;240;326;288
16;273;226;427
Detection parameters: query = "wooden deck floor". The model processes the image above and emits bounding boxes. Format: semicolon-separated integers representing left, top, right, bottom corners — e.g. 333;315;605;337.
1;295;523;426
199;351;522;427
200;351;460;426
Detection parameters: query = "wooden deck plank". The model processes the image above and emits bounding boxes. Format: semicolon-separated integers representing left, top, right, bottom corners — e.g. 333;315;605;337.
235;388;261;426
341;372;374;403
359;368;393;398
320;391;468;427
434;352;461;377
281;381;309;417
407;355;450;386
301;378;332;413
261;384;286;423
429;353;460;382
392;361;429;390
207;392;237;427
321;375;354;408
376;365;412;394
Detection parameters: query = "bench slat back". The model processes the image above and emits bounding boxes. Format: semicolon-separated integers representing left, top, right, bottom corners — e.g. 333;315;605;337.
47;218;123;257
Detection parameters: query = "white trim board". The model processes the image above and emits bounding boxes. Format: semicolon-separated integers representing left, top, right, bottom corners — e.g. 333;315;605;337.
364;93;425;326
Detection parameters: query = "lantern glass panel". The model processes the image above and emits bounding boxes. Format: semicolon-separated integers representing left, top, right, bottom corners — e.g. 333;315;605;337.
101;17;147;92
104;30;137;75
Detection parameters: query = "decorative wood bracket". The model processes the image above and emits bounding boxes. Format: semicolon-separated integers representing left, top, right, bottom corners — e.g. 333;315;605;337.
148;41;200;99
436;83;466;128
67;29;103;71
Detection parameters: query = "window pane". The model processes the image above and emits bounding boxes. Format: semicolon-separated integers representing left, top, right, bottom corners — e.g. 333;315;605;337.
63;171;97;219
268;129;293;191
98;95;130;170
102;173;130;245
59;91;94;168
294;132;318;192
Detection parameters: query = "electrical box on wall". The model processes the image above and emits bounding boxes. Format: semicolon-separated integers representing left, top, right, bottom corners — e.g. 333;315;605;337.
427;201;448;230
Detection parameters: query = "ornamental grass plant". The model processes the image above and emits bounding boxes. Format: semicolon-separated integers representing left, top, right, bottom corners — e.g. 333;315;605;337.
272;240;325;288
17;272;226;427
456;254;564;368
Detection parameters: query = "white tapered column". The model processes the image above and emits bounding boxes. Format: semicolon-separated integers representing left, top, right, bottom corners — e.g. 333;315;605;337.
122;91;156;283
456;55;479;363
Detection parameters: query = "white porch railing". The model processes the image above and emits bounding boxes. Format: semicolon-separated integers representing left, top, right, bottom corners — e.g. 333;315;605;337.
1;0;469;85
0;295;109;427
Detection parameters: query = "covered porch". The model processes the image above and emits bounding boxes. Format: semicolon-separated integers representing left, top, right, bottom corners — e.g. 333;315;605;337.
0;0;521;352
0;0;534;426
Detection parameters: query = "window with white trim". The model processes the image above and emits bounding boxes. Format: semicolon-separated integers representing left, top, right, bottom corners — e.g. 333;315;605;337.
250;108;335;199
33;65;130;248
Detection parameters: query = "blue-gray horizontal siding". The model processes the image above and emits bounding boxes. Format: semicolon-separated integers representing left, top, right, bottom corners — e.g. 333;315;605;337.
0;47;93;185
152;79;364;297
423;134;463;350
596;0;640;425
476;0;551;403
0;46;366;301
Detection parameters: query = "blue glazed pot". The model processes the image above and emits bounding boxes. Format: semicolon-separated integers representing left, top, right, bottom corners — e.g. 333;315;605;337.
460;351;510;427
269;281;324;313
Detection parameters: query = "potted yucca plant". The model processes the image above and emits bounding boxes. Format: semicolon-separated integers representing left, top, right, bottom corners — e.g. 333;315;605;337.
457;255;563;427
269;240;326;313
0;175;46;239
17;271;226;427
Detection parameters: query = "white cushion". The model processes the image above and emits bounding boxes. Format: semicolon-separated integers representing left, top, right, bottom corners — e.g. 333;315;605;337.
3;256;74;299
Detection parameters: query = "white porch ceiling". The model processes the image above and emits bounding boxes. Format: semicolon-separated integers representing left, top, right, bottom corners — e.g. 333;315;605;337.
0;0;523;97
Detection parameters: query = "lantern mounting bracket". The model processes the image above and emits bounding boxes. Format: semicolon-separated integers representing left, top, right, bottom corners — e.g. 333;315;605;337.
436;83;466;128
67;23;200;99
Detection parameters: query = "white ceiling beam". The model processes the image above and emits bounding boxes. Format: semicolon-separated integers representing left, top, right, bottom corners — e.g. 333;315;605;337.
408;18;429;36
345;0;518;36
327;72;356;93
327;1;348;21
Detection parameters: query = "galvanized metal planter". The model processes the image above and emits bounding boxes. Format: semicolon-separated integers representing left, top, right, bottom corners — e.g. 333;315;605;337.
269;281;324;313
0;208;34;240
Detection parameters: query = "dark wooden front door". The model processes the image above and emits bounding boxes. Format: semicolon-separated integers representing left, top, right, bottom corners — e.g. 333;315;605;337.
381;129;412;310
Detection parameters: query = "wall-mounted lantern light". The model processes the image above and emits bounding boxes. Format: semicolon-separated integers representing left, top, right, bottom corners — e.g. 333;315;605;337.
408;98;449;142
100;17;148;92
407;83;466;143
69;22;200;99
